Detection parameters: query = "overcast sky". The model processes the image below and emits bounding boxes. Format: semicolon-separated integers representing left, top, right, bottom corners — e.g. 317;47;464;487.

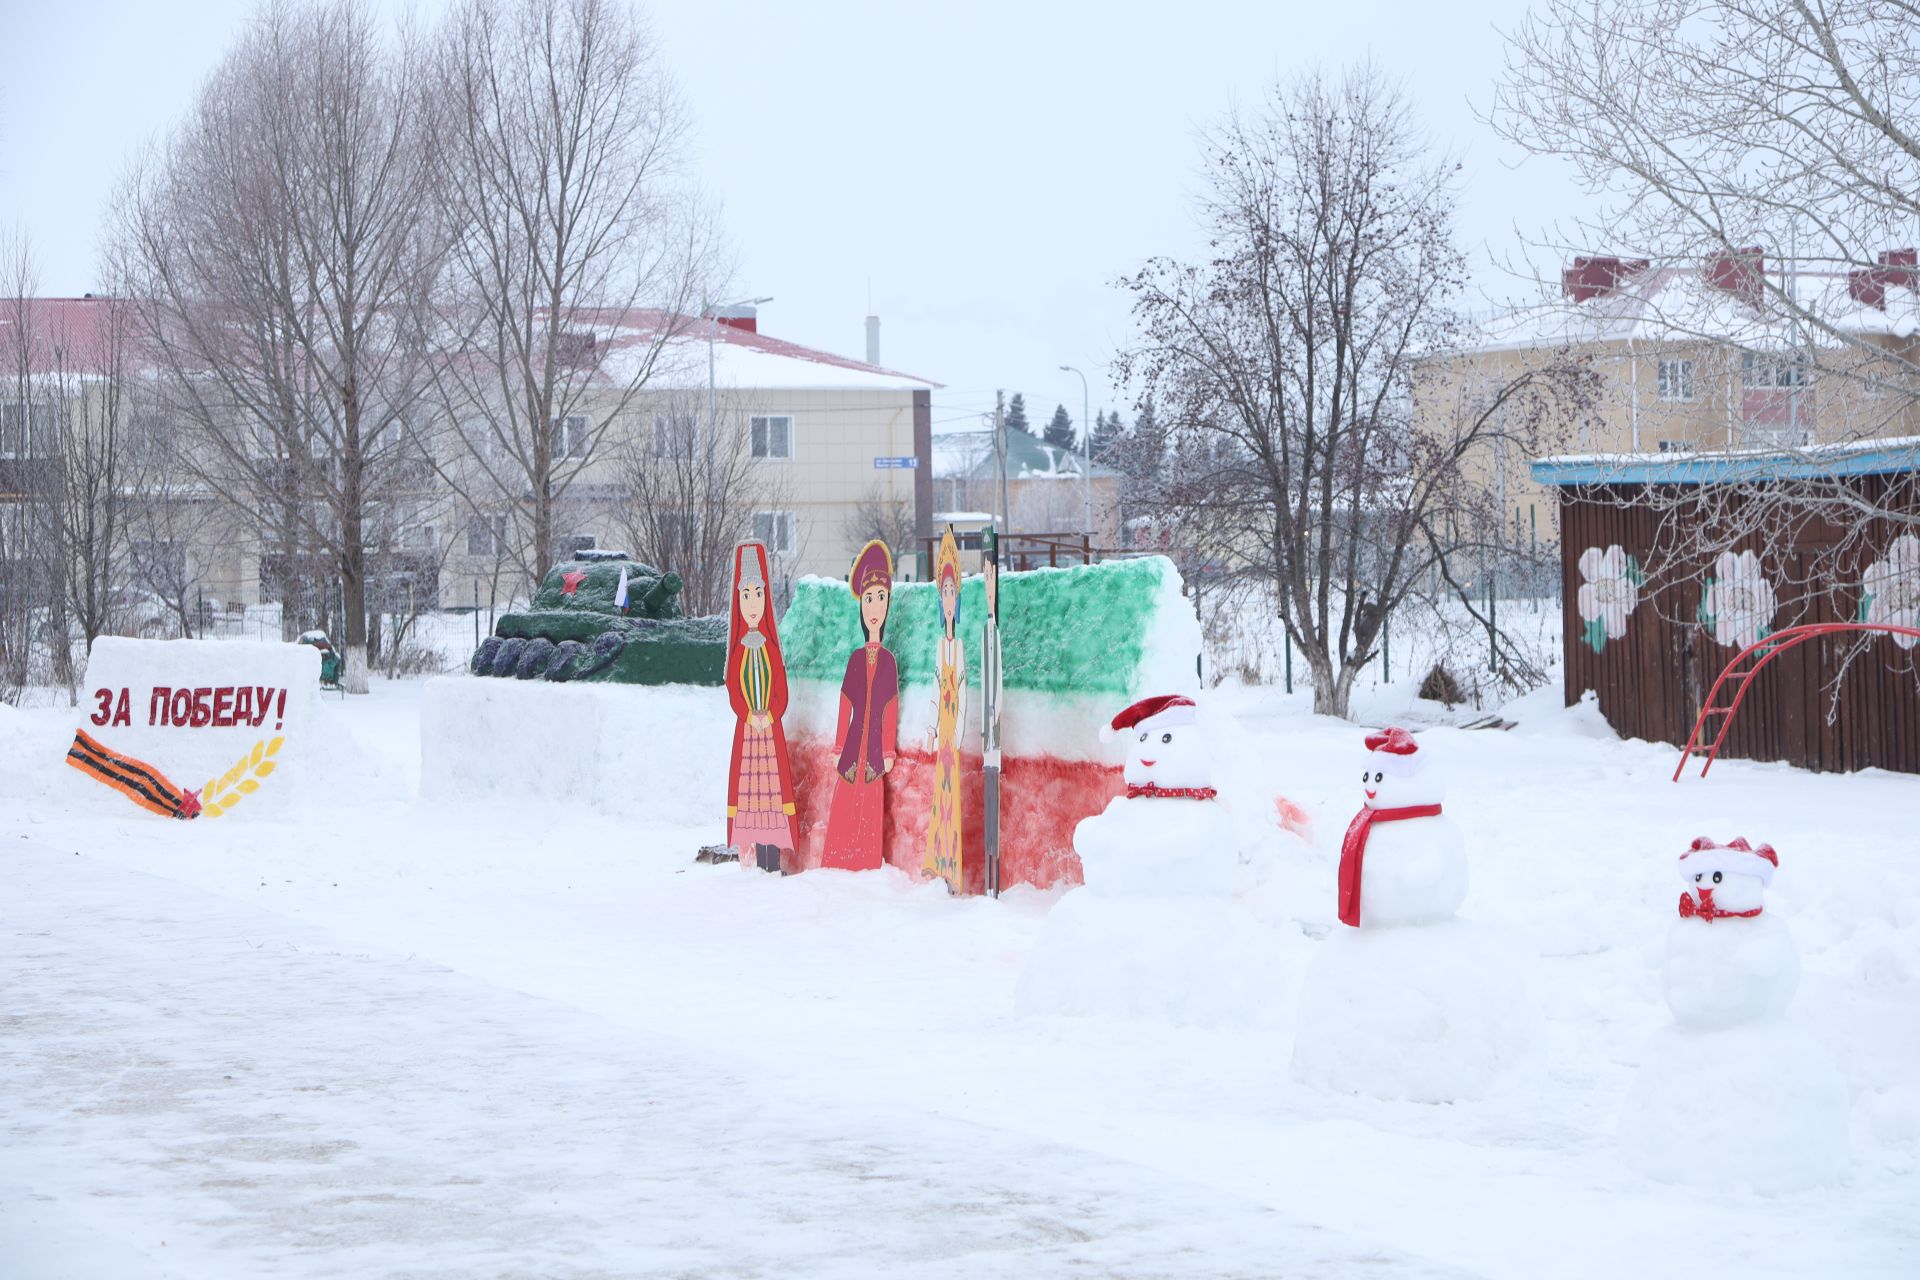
1;0;1588;435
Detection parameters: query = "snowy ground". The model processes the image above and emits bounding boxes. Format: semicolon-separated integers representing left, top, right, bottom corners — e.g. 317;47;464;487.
3;675;1917;1277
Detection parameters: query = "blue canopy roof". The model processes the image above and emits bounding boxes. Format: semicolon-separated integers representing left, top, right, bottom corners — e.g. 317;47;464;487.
1532;437;1920;487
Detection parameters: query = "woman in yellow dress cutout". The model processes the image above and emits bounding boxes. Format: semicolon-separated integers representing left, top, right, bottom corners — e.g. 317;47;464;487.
922;529;966;892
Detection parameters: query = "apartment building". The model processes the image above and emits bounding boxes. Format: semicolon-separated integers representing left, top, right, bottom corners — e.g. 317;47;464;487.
1421;249;1920;536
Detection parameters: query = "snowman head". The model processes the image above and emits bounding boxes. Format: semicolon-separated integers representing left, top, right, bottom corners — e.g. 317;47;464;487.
1105;694;1212;792
1360;727;1444;810
1677;837;1776;916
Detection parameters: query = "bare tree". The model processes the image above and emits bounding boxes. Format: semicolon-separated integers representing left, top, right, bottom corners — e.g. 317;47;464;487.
428;0;721;596
0;232;61;699
842;482;917;560
1120;66;1593;717
615;389;786;615
115;0;443;692
1493;0;1920;423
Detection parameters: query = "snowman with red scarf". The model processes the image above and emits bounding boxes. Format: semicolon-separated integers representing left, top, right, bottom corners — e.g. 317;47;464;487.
1618;836;1847;1190
1337;727;1467;927
1291;726;1529;1102
1074;694;1238;897
1016;694;1283;1025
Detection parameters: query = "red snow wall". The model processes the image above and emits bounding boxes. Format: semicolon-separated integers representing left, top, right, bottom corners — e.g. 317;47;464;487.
787;738;1121;892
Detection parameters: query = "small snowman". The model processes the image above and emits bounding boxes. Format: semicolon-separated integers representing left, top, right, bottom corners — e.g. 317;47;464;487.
1619;837;1847;1191
1337;727;1466;928
1664;836;1799;1028
1073;694;1239;897
1016;694;1283;1026
1292;727;1528;1102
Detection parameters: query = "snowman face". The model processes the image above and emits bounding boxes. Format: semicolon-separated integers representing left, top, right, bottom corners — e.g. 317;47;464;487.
1684;867;1767;914
1360;751;1443;810
1124;719;1212;791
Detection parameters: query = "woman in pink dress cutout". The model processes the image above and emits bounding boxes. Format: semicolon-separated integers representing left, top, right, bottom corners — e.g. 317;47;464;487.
821;540;898;870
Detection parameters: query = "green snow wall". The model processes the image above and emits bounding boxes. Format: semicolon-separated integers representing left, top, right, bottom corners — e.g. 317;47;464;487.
779;555;1174;695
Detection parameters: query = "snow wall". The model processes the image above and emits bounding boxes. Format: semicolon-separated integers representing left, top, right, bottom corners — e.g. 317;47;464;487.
419;554;1202;889
68;637;319;819
778;554;1202;889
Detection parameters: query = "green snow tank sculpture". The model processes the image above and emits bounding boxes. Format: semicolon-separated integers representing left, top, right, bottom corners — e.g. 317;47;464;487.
467;551;726;686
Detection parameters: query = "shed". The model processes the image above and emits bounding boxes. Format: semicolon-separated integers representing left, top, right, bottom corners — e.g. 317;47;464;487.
1533;439;1920;774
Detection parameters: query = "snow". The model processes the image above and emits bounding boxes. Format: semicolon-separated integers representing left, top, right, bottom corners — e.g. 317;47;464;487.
2;673;1917;1276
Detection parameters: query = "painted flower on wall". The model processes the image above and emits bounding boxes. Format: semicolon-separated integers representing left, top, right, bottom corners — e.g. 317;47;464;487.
1859;533;1920;649
1576;544;1643;654
1699;549;1776;649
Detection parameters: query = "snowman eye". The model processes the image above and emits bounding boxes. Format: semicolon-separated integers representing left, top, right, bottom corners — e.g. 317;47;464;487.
1712;871;1722;884
1161;733;1172;744
1138;731;1147;743
1373;771;1383;783
1694;873;1703;882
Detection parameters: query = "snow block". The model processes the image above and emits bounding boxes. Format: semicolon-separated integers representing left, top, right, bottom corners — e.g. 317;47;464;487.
71;637;319;820
419;676;730;828
777;555;1202;889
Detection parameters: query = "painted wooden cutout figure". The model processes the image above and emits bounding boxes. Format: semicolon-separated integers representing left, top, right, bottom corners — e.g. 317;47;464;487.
922;528;967;892
726;541;800;872
822;539;899;870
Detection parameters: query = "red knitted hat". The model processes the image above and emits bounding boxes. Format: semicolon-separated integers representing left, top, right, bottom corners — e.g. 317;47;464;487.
1678;836;1778;886
1363;726;1423;777
1103;694;1197;740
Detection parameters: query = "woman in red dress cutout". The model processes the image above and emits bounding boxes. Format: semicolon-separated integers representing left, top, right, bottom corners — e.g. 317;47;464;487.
725;541;799;873
821;540;898;871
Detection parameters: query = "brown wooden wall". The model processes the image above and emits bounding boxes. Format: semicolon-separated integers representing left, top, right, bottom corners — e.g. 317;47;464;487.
1558;480;1920;774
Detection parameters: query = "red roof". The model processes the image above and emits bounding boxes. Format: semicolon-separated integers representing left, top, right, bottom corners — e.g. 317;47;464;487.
575;307;942;388
0;296;129;374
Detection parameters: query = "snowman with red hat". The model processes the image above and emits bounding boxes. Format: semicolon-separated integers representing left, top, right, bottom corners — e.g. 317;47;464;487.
1290;726;1529;1102
1016;693;1283;1025
1073;693;1239;897
1618;835;1847;1190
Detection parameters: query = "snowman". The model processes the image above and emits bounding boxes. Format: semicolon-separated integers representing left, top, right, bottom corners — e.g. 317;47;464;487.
1015;694;1283;1026
1664;836;1800;1028
1618;836;1847;1191
1072;694;1239;898
1291;727;1529;1102
1336;727;1467;928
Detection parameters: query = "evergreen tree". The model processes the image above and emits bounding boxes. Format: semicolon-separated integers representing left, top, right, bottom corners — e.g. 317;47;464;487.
1090;409;1125;462
1004;393;1031;436
1043;403;1076;450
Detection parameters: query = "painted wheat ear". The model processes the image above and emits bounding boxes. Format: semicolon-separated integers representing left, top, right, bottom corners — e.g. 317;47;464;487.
199;735;285;819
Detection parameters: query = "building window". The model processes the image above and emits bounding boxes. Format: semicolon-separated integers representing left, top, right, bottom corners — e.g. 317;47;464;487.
1657;359;1695;402
750;414;794;459
653;414;696;459
1742;352;1809;388
1;401;58;457
467;514;509;557
752;510;795;555
552;415;589;461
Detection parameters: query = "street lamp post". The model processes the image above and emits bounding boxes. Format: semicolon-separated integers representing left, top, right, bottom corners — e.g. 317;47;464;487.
1058;364;1091;545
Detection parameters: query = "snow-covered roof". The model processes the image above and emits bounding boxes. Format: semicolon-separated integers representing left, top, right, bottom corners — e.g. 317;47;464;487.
1465;264;1920;356
1533;434;1920;486
579;308;941;392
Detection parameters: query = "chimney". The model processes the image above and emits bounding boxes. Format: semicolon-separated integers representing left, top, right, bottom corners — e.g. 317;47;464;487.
1561;255;1649;303
865;314;881;366
1706;246;1765;304
712;304;757;334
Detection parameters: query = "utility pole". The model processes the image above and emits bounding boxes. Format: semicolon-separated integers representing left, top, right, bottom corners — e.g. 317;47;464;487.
994;390;1009;541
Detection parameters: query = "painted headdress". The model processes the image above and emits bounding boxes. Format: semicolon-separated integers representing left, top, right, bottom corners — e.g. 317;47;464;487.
850;539;893;596
730;540;778;653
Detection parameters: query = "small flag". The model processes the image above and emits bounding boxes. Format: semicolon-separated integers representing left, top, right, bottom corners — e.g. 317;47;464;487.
614;564;630;613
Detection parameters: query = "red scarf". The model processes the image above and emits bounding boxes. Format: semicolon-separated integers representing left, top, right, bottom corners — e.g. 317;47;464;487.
1125;783;1218;801
1338;803;1442;927
1677;889;1762;922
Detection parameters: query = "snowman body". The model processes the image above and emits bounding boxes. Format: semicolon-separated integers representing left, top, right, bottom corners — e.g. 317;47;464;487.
1352;761;1468;926
1074;714;1237;898
1618;838;1846;1191
1663;868;1800;1029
